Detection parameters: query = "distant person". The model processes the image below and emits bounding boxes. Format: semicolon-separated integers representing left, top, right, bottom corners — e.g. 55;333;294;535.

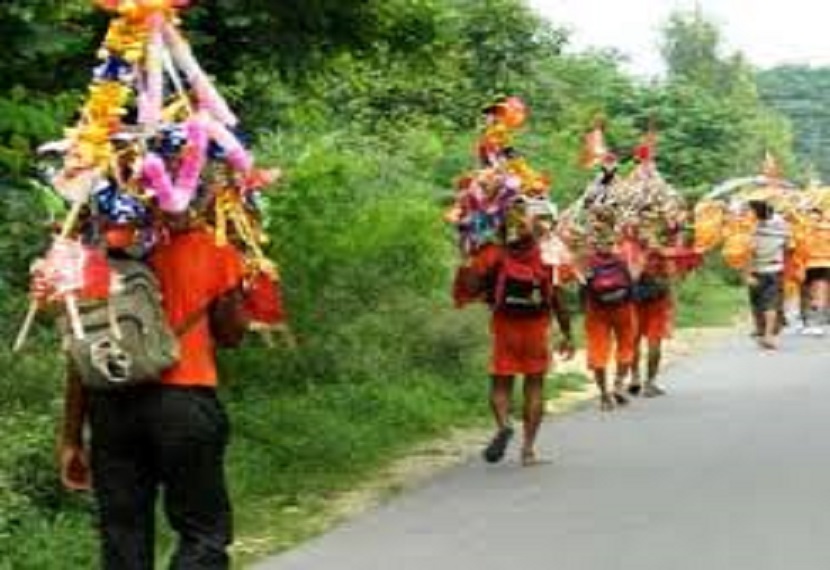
582;232;639;411
629;233;673;398
802;208;830;336
469;199;574;466
745;200;790;350
59;220;248;570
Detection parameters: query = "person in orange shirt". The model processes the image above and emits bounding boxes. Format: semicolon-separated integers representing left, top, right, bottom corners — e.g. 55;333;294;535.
469;200;574;466
59;220;247;570
582;233;639;411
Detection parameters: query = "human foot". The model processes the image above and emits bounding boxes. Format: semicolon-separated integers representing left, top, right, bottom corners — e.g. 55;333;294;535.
483;426;514;463
612;391;630;406
758;337;777;351
600;395;615;412
643;383;666;398
521;449;551;467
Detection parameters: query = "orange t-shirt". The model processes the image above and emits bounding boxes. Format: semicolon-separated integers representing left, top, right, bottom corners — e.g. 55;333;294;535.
150;230;245;387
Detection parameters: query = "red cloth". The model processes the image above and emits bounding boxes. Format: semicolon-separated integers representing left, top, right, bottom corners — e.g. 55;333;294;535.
244;273;285;325
634;247;674;343
490;312;551;376
80;248;111;300
636;295;673;343
585;301;636;370
663;246;703;276
452;264;482;308
471;243;554;377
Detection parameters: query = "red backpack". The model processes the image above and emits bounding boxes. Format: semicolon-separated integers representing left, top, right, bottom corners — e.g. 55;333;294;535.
494;247;552;315
586;253;632;305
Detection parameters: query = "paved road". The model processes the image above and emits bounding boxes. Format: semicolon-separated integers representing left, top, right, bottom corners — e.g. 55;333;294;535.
257;333;830;570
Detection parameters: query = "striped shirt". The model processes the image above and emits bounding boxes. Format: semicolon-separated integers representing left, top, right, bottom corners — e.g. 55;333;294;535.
752;217;790;274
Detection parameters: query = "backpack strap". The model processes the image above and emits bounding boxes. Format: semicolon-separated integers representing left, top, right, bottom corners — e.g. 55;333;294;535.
173;305;209;338
172;283;249;341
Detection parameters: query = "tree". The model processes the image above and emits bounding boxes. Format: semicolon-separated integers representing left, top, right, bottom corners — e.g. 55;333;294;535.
758;66;830;180
661;8;749;97
654;8;796;187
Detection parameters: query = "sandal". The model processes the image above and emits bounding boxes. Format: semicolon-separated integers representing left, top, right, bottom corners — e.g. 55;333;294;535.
483;426;514;464
612;391;630;406
628;383;643;397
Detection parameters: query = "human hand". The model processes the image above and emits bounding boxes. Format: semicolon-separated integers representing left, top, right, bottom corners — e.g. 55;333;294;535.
29;260;53;302
557;338;576;361
60;444;91;492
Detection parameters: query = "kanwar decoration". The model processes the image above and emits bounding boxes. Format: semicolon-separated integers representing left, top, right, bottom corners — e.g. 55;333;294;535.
14;0;286;351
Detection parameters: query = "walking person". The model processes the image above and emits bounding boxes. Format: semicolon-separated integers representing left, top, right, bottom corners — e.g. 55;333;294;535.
581;232;640;411
58;220;248;570
802;207;830;336
469;199;574;466
629;233;673;398
745;200;791;350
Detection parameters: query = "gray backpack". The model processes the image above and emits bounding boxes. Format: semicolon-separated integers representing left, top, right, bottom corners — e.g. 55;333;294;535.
60;259;180;391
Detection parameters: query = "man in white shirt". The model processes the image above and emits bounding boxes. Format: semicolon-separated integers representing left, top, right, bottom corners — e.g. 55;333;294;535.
746;200;790;350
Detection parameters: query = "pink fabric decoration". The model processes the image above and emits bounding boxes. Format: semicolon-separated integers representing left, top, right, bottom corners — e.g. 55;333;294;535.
206;119;253;173
142;118;210;213
174;116;209;199
162;22;238;127
142;153;182;213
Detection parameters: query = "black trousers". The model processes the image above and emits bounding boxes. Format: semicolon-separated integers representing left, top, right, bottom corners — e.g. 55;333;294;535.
749;271;783;314
88;386;232;570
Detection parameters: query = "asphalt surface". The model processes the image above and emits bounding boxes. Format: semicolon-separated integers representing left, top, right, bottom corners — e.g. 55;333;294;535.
256;332;830;570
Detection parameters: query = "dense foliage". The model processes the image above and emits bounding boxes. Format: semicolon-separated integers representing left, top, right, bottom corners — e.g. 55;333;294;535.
0;1;798;565
758;65;830;180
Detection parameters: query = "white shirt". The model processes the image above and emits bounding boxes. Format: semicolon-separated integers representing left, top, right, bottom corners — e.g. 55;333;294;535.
752;216;790;274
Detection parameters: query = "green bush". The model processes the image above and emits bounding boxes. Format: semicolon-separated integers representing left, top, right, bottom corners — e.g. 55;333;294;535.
0;411;97;569
675;258;745;328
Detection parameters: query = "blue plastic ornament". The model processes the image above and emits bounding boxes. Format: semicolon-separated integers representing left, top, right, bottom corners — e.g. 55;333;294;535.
95;183;149;224
207;139;226;161
153;125;188;157
94;56;134;83
208;126;251;161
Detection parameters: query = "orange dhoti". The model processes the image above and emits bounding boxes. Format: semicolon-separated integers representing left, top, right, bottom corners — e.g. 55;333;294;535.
635;295;673;344
585;301;636;371
490;312;552;377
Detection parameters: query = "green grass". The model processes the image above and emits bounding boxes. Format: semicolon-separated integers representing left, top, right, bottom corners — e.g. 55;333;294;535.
674;267;745;329
226;372;486;565
546;371;589;399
